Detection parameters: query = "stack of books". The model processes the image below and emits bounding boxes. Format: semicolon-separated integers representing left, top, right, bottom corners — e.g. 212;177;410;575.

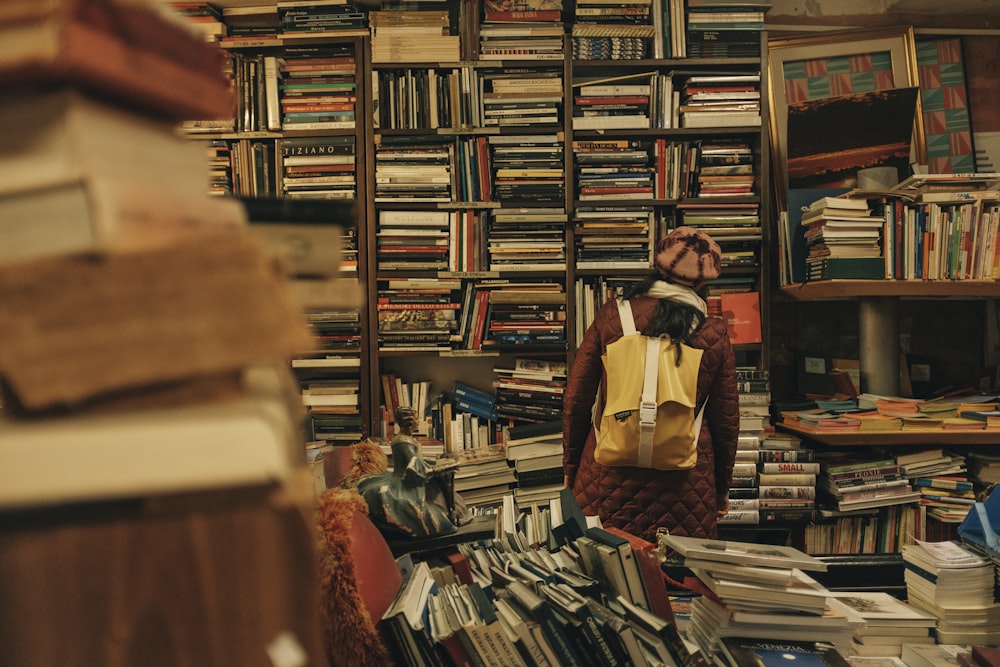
916;474;977;528
481;69;564;127
278;135;357;200
493;358;566;426
574;206;655;270
756;455;818;526
678;73;762;129
573;139;655;201
479;0;566;61
800;195;885;280
455;454;518;509
0;0;314;510
504;420;563;505
277;0;367;38
277;44;358;130
169;2;228;44
817;455;920;513
369;9;460;63
489;134;566;204
685;0;772;58
482;282;567;350
826;590;937;660
376;278;462;352
571;0;654;60
902;539;1000;646
374;138;454;204
487;208;567;271
660;534;855;662
571;72;653;130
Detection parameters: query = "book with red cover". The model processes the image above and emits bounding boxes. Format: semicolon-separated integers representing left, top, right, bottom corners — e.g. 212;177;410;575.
973;646;1000;667
443;548;475;586
0;0;233;121
603;526;675;622
719;290;762;344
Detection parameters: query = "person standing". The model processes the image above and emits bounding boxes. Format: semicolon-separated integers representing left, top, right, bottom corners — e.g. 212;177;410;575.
562;226;741;542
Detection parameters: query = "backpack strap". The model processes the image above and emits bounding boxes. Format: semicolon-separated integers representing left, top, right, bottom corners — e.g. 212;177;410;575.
616;298;638;336
638;336;660;468
618;299;660;467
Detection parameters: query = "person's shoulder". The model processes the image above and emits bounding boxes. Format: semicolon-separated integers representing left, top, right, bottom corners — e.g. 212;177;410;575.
693;315;730;344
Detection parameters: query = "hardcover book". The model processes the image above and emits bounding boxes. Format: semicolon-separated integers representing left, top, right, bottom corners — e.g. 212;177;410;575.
720;638;851;667
659;534;828;572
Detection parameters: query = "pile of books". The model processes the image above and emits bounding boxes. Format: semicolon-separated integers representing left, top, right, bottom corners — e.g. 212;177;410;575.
481;69;564;127
488;208;568;271
574;206;655;270
902;539;1000;645
489;135;566;204
376;278;462;352
479;0;565;61
277;0;366;37
571;0;654;60
678;73;761;129
574;139;655;201
278;135;357;200
817;455;920;513
374;138;454;204
572;72;653;130
493;358;566;426
369;9;460;63
685;0;771;58
660;534;855;663
801;195;885;280
504;419;563;505
826;590;936;660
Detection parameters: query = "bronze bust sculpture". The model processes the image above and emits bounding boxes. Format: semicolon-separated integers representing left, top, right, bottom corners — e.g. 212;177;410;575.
358;407;470;538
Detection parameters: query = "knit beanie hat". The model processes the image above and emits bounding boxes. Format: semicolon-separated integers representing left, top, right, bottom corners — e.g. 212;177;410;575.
654;226;722;289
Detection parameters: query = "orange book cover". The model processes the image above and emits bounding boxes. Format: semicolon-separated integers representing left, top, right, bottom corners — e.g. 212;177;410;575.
720;291;762;344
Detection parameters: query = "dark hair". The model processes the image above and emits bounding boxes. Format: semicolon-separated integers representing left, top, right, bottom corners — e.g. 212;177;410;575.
622;272;707;365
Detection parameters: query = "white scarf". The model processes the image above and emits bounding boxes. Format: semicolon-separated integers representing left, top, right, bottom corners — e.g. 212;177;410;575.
644;280;707;333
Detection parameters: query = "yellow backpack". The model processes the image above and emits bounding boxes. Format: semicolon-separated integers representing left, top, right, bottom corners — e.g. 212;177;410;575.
593;299;705;470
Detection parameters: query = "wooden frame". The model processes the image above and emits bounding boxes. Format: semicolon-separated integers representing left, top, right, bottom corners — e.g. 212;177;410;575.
768;25;926;212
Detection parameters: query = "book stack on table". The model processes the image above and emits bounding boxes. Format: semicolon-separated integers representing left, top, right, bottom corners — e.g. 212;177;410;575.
659;533;856;664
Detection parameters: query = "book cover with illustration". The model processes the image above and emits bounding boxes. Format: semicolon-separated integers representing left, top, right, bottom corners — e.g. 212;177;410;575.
721;638;850;667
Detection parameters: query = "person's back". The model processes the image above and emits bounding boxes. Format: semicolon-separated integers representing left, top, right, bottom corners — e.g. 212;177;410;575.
562;227;741;541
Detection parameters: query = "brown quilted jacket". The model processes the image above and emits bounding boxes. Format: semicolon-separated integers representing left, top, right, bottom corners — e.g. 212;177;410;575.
562;294;740;542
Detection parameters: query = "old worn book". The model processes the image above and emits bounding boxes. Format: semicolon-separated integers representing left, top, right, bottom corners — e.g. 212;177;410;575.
0;0;232;121
0;88;246;263
0;365;304;509
0;233;313;411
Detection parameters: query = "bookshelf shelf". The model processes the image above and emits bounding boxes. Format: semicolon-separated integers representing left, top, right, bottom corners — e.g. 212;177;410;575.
780;280;1000;300
779;422;1000;446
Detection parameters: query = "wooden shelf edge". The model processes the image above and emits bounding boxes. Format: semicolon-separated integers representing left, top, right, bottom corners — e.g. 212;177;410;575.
778;422;1000;446
779;279;1000;300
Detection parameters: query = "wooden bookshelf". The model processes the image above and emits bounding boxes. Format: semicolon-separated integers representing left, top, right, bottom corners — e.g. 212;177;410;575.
178;2;773;492
779;422;1000;446
780;279;1000;300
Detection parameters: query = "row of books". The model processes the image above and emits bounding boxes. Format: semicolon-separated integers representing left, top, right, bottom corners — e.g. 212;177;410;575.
191;0;770;61
207;134;359;200
373;67;561;130
785;180;1000;283
572;138;755;202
